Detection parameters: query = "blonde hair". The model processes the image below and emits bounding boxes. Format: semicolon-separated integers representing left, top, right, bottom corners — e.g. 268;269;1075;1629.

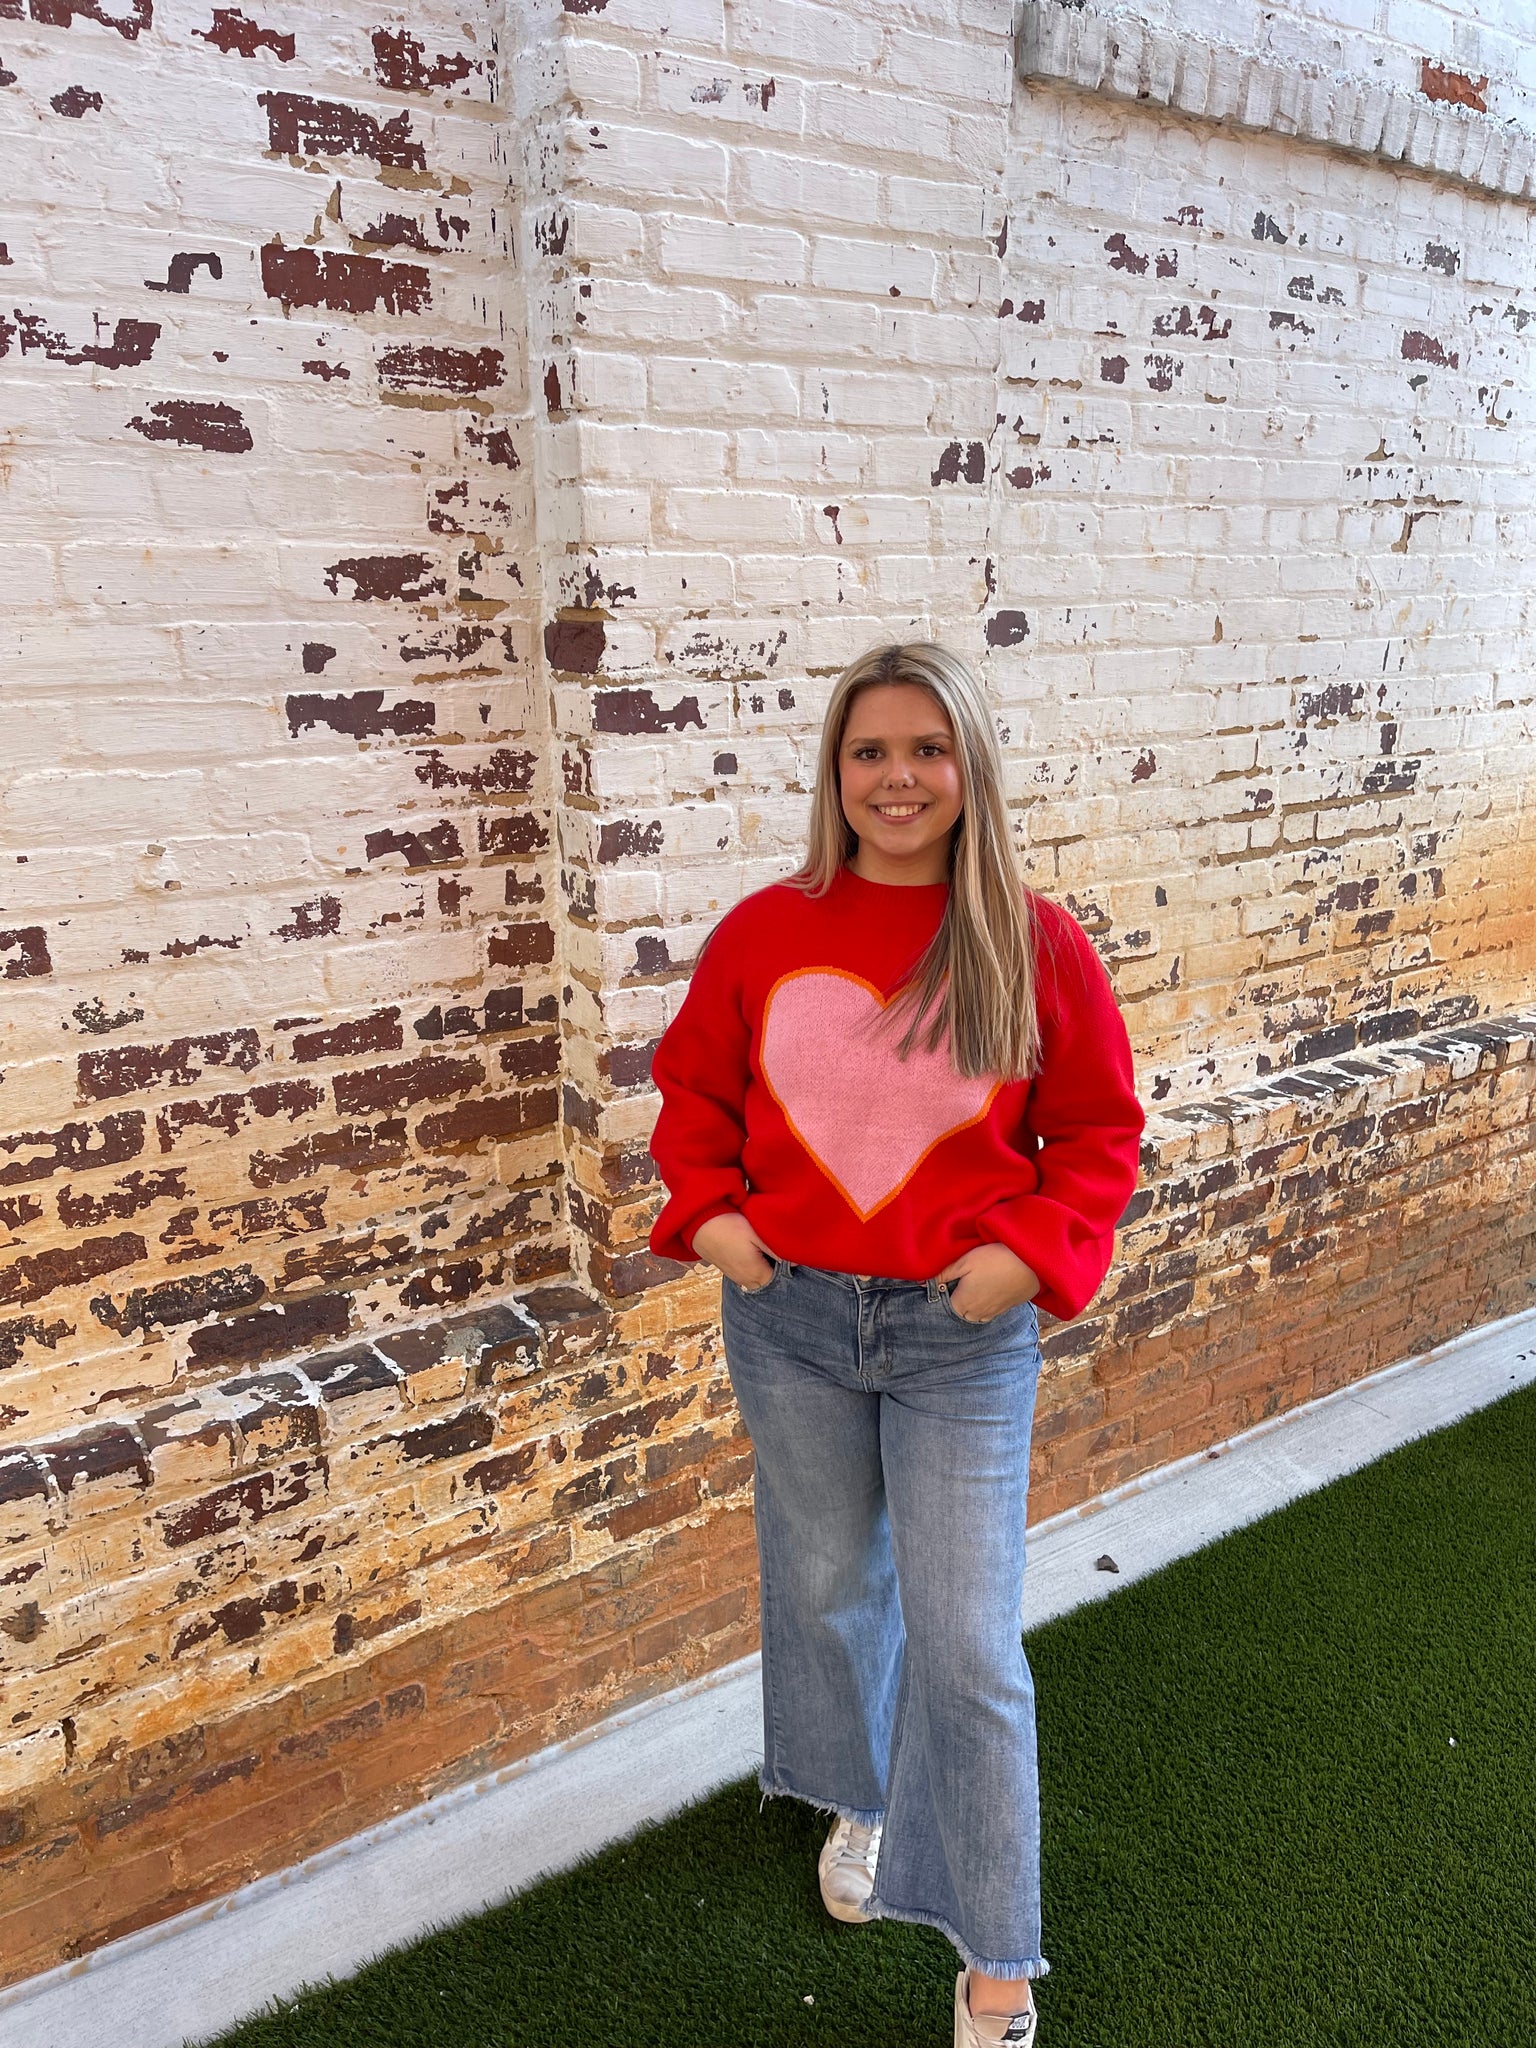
794;642;1040;1080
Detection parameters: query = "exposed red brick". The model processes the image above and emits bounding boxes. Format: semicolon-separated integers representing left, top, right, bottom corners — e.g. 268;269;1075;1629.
371;27;476;92
0;310;159;369
0;1231;146;1310
91;1262;266;1336
257;91;426;169
322;553;444;602
488;922;555;969
261;244;431;317
1419;60;1488;112
377;343;504;394
285;691;434;739
0;927;52;980
363;821;463;868
194;8;293;60
78;1031;260;1104
1401;329;1459;370
49;84;102;117
332;1053;484;1116
145;252;223;295
289;1011;403;1064
543;617;605;674
0;1112;145;1188
415;1087;558;1150
247;1120;409;1188
27;0;152;39
127;401;253;454
412;747;535;793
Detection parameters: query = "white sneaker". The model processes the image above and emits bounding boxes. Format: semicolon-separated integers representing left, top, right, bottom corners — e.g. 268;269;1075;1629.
954;1969;1037;2047
817;1814;883;1923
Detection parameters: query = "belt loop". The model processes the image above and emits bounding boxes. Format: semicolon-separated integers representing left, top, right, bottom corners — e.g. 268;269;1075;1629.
925;1277;940;1302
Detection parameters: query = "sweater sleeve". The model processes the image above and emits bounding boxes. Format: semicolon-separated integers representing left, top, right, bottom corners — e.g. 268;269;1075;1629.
647;914;755;1263
975;901;1145;1321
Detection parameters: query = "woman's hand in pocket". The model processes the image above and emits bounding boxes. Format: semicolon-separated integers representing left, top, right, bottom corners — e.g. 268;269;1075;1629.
692;1212;778;1292
935;1243;1039;1323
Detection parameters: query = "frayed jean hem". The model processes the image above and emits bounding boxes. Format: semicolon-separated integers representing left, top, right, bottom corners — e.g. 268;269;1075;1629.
757;1767;885;1829
864;1892;1049;1981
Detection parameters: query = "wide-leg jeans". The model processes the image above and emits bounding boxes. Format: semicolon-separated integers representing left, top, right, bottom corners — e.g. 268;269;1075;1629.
721;1259;1047;1980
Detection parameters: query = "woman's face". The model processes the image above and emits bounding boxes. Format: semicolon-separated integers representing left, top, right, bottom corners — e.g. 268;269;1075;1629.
838;683;964;885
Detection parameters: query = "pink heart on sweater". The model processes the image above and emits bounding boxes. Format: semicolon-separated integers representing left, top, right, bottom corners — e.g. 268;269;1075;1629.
759;969;1001;1219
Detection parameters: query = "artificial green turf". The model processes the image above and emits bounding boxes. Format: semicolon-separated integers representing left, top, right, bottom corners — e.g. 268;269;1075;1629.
205;1381;1536;2048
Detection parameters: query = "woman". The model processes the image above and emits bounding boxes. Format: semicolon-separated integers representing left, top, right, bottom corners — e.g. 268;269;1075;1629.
648;642;1143;2046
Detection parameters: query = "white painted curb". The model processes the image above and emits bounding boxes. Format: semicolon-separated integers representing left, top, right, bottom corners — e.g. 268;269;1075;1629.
4;1304;1533;2048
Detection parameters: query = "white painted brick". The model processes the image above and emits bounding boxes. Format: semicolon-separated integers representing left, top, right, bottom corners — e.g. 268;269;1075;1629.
727;0;884;77
808;81;955;167
659;214;808;285
650;356;801;418
886;174;992;242
879;27;1014;107
812;369;936;428
651;54;807;135
810;234;940;301
572;422;731;482
733;553;865;606
566;120;730;204
570;487;656;543
576;276;740;346
663;490;807;544
564;38;645;110
812;495;932;545
732;147;881;227
571;350;650;412
751;292;883;356
576;0;727;43
733;427;868;483
567;201;648;264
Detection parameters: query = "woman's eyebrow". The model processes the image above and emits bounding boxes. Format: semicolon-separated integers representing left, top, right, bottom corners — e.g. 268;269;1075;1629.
845;730;952;743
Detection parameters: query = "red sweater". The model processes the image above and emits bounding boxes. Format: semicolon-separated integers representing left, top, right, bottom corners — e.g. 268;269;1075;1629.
648;868;1144;1321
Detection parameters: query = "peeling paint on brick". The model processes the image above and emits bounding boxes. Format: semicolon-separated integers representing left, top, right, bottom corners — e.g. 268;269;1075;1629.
323;553;444;602
378;343;504;394
931;440;985;485
1400;329;1459;369
0;927;52;980
20;1;152;39
1419;59;1487;111
285;690;434;739
371;26;476;93
194;8;293;59
78;1031;260;1104
364;820;463;867
127;400;253;453
50;84;103;116
258;91;426;169
261;243;430;316
0;310;159;368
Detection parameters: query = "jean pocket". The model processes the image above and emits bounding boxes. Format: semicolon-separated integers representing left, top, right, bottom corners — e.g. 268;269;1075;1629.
731;1258;782;1298
935;1282;1002;1327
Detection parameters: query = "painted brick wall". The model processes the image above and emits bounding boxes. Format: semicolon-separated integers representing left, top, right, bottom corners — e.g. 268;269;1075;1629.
2;0;1534;1989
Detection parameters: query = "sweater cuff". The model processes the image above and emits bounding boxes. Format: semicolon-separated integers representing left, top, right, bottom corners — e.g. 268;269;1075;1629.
649;1196;740;1266
975;1196;1112;1323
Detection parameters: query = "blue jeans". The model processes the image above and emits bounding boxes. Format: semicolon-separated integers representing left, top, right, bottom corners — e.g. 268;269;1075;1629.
721;1259;1047;1980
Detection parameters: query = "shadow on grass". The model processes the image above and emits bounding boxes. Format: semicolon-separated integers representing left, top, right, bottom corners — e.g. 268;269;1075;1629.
207;1385;1536;2048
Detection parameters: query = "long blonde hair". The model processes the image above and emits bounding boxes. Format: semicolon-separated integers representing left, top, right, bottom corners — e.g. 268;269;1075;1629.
793;642;1040;1080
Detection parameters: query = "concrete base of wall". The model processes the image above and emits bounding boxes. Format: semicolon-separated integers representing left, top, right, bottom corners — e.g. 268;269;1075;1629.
7;1301;1533;2048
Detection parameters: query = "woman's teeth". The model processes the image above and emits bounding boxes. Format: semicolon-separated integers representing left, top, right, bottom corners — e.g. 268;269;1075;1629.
873;802;925;818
